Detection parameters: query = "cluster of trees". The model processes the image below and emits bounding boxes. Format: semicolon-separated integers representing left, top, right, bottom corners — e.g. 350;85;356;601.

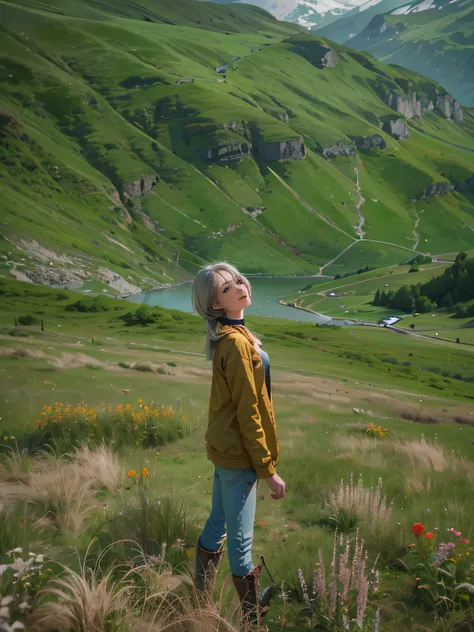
373;286;435;313
334;265;372;280
373;253;474;316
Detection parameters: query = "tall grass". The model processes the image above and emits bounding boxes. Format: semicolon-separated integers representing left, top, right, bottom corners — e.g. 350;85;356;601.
0;445;122;536
326;474;393;534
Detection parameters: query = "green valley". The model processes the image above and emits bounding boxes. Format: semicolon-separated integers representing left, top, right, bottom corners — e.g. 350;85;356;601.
1;0;474;295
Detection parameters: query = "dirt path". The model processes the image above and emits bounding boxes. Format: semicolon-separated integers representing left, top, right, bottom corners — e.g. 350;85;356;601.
412;210;420;250
354;156;366;240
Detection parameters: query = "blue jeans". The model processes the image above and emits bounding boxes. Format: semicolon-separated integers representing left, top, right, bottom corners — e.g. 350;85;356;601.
199;465;258;577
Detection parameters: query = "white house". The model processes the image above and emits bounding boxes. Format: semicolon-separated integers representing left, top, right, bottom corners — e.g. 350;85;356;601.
382;316;402;326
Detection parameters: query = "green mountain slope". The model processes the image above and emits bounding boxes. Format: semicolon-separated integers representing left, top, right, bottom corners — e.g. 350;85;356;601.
347;0;474;106
1;0;474;292
314;0;410;44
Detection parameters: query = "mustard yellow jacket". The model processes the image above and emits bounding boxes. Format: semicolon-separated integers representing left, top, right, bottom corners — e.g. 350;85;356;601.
205;324;279;479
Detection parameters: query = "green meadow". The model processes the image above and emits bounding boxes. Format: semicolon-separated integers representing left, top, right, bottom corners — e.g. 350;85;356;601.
1;278;473;631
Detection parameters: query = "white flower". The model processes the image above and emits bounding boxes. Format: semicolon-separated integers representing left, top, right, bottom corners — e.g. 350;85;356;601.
1;596;14;606
7;547;23;556
0;606;11;618
35;554;44;563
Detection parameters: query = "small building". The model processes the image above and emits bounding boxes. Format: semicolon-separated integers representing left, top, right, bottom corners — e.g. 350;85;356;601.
381;316;402;326
328;292;336;297
216;64;228;74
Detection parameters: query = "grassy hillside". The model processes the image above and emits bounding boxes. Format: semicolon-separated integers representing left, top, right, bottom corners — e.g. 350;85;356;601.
1;0;474;294
347;0;474;106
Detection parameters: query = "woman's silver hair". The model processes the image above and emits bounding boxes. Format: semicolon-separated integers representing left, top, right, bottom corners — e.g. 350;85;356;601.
192;262;252;360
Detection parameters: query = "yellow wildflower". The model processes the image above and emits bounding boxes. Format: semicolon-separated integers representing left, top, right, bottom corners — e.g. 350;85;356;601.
127;470;136;478
142;467;149;478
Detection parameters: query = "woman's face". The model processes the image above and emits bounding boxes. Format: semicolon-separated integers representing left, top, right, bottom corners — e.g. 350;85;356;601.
212;269;251;318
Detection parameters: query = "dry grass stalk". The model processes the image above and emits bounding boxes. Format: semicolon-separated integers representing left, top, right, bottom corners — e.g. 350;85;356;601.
70;443;122;494
404;472;432;495
394;404;439;424
393;437;447;471
333;436;379;455
328;474;392;533
0;444;123;535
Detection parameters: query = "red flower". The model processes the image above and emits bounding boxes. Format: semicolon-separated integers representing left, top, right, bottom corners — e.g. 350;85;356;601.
425;532;434;540
412;522;425;536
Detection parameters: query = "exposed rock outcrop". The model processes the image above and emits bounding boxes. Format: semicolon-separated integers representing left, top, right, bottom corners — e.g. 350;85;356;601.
123;175;158;198
423;182;455;198
23;266;88;287
322;50;340;68
97;268;142;295
349;134;386;150
258;139;306;161
436;95;463;122
204;142;251;163
389;119;408;140
388;92;421;119
321;141;356;158
221;120;246;134
244;206;265;219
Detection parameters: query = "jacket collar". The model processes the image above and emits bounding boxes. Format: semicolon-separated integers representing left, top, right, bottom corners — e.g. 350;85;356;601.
217;322;255;345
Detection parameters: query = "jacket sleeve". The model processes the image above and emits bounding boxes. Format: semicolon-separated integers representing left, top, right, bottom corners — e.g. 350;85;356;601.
224;336;276;479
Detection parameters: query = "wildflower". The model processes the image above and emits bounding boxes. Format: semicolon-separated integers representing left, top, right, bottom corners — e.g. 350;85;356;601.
138;398;143;404
3;436;8;441
407;543;416;548
454;531;462;537
416;577;421;581
425;532;434;540
448;558;457;563
127;470;136;478
459;538;469;544
142;467;149;478
412;523;425;536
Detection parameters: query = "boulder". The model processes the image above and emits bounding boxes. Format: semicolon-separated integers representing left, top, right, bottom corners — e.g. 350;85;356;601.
422;181;455;198
123;175;158;198
389;119;409;140
258;139;305;161
322;141;356;158
349;134;386;150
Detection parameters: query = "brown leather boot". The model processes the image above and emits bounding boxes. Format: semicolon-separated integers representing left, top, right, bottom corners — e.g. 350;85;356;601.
232;565;270;630
194;537;226;594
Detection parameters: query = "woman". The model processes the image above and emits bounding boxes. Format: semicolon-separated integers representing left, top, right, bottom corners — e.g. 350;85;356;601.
191;262;286;626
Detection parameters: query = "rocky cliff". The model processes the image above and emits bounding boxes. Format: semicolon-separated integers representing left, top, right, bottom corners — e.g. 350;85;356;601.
204;142;252;163
385;91;463;122
388;119;409;140
122;175;158;198
423;182;455;198
349;134;386;150
258;139;306;161
321;141;356;158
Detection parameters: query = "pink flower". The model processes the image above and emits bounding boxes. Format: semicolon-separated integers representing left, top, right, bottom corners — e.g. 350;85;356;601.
454;531;462;537
459;538;469;544
448;543;456;549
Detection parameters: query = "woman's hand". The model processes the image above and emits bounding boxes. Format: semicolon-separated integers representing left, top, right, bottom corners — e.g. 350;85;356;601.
265;473;286;500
